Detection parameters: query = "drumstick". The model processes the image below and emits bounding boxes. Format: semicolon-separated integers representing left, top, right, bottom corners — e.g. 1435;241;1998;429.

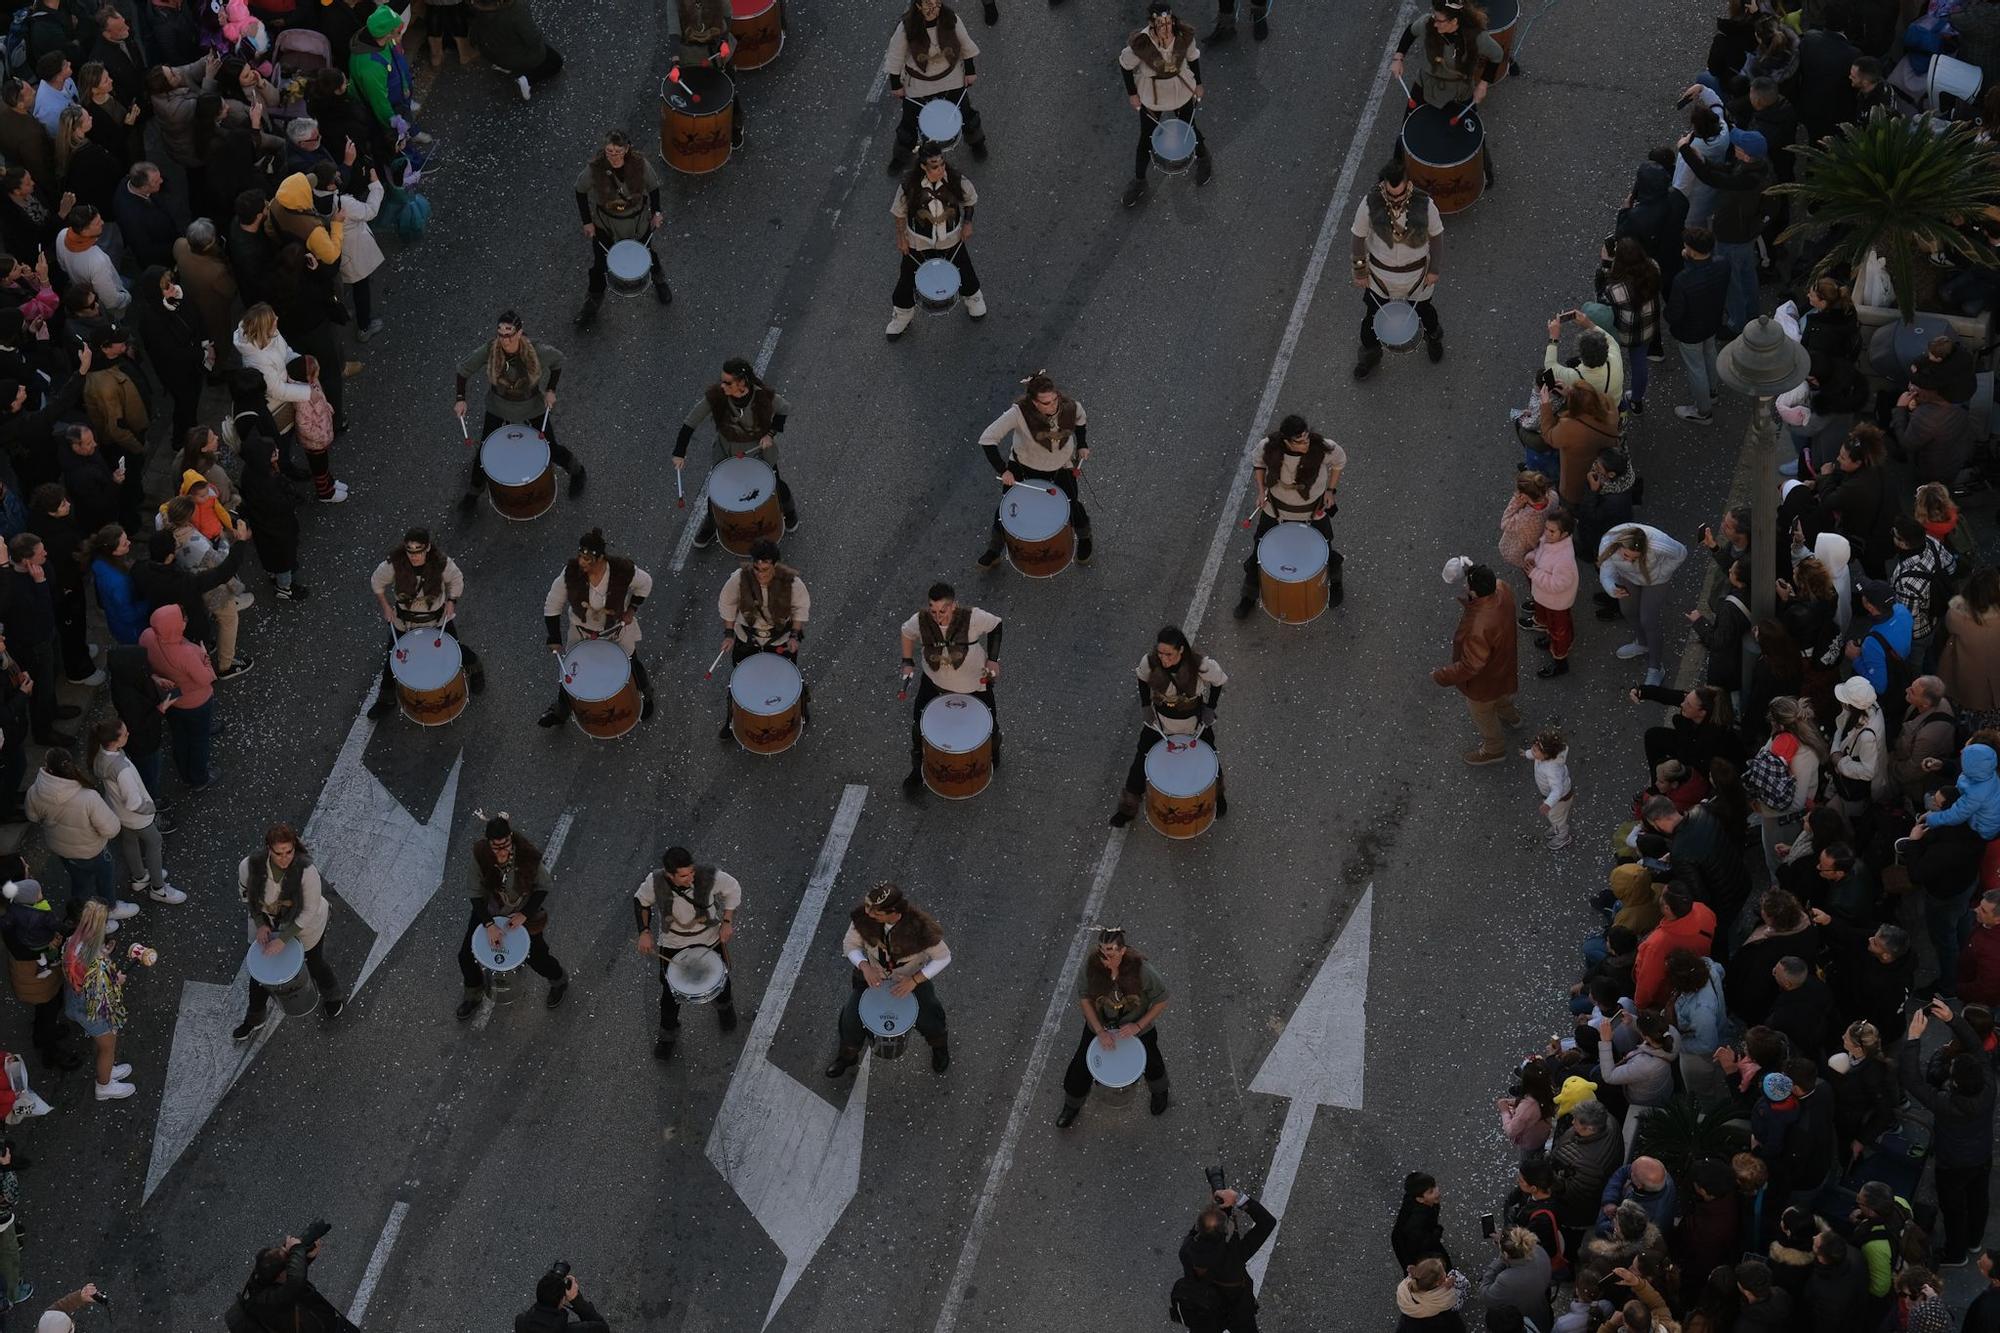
1395;73;1415;109
992;476;1060;496
539;406;552;433
456;414;470;443
1239;500;1262;529
668;64;701;103
675;467;685;508
1449;99;1475;126
897;669;910;702
702;645;727;680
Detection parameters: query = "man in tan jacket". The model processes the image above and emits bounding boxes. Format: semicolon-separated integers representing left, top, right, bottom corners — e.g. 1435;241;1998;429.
82;326;147;520
1431;560;1521;764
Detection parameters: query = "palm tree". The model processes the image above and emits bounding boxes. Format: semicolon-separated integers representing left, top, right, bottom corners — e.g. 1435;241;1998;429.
1775;108;2000;322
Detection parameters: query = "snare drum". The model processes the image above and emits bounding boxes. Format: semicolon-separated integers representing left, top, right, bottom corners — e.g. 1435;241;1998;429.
1485;0;1520;81
1149;116;1198;174
1372;300;1421;352
915;257;961;314
660;66;736;174
707;455;783;555
859;981;920;1059
728;651;804;753
480;425;556;521
1400;103;1485;215
665;945;730;1004
727;0;785;68
1086;1032;1147;1089
389;629;467;726
1144;736;1219;840
998;481;1073;578
920;693;994;799
605;239;652;297
1257;523;1331;624
560;638;640;739
918;97;963;151
470;918;531;972
245;938;319;1016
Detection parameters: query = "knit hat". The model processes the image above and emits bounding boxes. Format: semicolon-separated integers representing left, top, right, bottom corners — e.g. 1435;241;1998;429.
1;879;42;906
365;5;402;37
1441;555;1474;585
1732;128;1770;160
1834;676;1878;710
1762;1071;1794;1100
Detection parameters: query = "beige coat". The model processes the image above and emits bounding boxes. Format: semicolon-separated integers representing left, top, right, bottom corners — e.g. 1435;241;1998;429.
24;771;119;857
1943;598;2000;712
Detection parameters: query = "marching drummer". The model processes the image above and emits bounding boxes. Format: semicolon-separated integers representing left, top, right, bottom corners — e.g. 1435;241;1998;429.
1350;159;1446;379
1107;626;1227;828
453;310;587;514
366;527;484;720
826;882;951;1078
672;0;749;150
675;357;799;547
1119;1;1212;210
887;143;985;341
899;581;1002;798
572;129;670;330
538;528;656;729
1391;0;1502;177
1056;926;1171;1126
634;845;742;1063
1205;0;1269;42
234;823;345;1042
455;813;568;1020
1232;414;1345;618
884;0;989;178
976;371;1093;568
715;538;811;740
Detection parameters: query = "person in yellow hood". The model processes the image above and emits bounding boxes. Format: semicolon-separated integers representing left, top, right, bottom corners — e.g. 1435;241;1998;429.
266;165;345;267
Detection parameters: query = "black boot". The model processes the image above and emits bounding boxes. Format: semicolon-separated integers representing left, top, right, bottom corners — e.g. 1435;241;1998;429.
982;0;998;19
1194;149;1213;187
931;1042;951;1073
654;1032;677;1062
825;1047;861;1078
366;689;396;720
650;263;674;306
567;464;588;498
902;766;924;799
1055;1097;1083;1128
1233;590;1257;619
574;293;602;329
1354;345;1383;379
1537;658;1570;678
1205;12;1236;41
1426;331;1445;364
1251;4;1268;37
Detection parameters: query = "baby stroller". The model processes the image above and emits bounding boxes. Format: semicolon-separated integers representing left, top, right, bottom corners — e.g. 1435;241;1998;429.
272;26;331;119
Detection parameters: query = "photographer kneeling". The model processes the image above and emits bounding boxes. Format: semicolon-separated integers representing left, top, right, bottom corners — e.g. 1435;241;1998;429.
516;1267;610;1333
226;1221;355;1333
1171;1183;1275;1332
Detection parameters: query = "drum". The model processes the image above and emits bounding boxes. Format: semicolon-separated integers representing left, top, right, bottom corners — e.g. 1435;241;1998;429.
706;455;783;555
1144;736;1219;840
859;981;920;1060
480;425;556;521
1484;0;1520;82
665;945;729;1004
470;918;531;972
728;651;804;754
914;257;961;314
660;66;736;174
998;481;1073;578
1400;103;1485;215
1086;1032;1147;1089
389;629;467;727
1257;523;1331;625
728;0;785;69
1149;116;1198;174
560;638;641;739
919;693;994;799
605;239;652;297
917;97;963;151
245;938;319;1016
1372;300;1421;352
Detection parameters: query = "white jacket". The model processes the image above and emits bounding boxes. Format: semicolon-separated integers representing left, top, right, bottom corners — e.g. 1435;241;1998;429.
232;324;312;416
92;749;157;830
1833;704;1890;799
54;234;129;319
23;770;120;856
336;179;386;284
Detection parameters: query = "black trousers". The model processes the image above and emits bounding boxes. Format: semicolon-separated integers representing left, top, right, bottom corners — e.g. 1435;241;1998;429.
456;910;565;991
986;463;1088;547
585;235;671;298
659;939;734;1030
1121;723;1221;797
20;640;56;741
693;467;798;541
1935;1160;1993;1259
894;90;986;155
375;618;481;701
245;939;343;1020
53;581;90;680
893;247;980;308
1240;510;1337;596
908;673;997;766
464;411;579;494
1061;1024;1167;1099
1358;287;1441;349
1134;105;1205;180
837;970;947;1051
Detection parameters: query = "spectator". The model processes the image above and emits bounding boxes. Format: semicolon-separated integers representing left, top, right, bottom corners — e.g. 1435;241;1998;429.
1393;1171;1451;1271
1734;1258;1794;1331
88;716;177;904
1960;891;2000;1008
30;53;75;139
26;483;95;688
1478;1226;1552;1332
62;899;133;1098
1615;160;1690;298
52;103;117;214
1828;1019;1897;1164
1540;380;1621;509
1677;127;1771;333
103;641;166;803
1965;1249;2000;1333
0;529;77;746
1818;428;1896;578
52;202;124;317
1634;885;1717;1009
1765;955;1839;1059
1595;237;1662;414
108;160;174;268
1942;568;2000;730
1902;999;1996;1265
1550;1099;1625;1245
1431;563;1520;766
171;219;242;353
1892;386;1973;490
1496;1060;1557;1153
1667;226;1730;425
1597;523;1687;688
1393;1257;1467;1333
0;85;55;191
140;602;216;791
1526;508;1579;681
231;1231;356;1332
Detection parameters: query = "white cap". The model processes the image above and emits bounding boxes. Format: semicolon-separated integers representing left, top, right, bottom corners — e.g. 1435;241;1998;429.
38;1312;75;1333
1441;555;1474;585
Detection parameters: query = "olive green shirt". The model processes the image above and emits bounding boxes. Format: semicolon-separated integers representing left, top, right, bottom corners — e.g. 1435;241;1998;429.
1076;959;1168;1026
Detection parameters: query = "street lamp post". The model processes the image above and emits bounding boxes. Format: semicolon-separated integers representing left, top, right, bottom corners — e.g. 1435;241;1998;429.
1716;318;1812;625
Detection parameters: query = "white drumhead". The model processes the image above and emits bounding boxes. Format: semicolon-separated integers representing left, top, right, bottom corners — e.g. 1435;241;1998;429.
471;918;531;972
917;99;962;142
1086;1033;1147;1088
709;456;777;514
561;638;631;703
1145;736;1219;797
245;937;303;986
666;945;728;999
480;426;550;486
1258;523;1330;582
859;982;920;1037
915;257;960;303
1372;300;1420;348
606;239;651;282
390;629;462;690
729;652;802;714
998;481;1067;542
921;694;993;753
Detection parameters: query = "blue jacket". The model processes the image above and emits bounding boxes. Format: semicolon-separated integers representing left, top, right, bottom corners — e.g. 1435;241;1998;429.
91;558;152;646
1854;603;1913;695
1930;743;2000;838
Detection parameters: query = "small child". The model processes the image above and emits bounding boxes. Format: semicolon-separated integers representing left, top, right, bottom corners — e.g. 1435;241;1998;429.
1525;728;1575;850
2;880;58;978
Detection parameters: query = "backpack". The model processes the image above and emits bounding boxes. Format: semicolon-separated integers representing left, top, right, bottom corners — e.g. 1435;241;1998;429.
294;380;334;452
1167;1275;1223;1326
1867;632;1917;742
1744;744;1798;811
383;185;430;243
0;9;32;76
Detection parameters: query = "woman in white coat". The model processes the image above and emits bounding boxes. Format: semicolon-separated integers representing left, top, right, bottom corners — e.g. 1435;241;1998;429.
231;302;312;430
337;167;387;341
1829;675;1888;819
235;822;345;1040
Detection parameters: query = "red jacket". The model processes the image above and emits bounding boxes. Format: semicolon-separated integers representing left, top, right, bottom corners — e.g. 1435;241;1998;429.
1959;922;2000;1006
1633;902;1718;1009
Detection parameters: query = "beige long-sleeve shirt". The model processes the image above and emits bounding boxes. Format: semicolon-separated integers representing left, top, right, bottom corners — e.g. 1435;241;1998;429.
636;867;742;951
718;568;810;643
978;400;1087;472
883;15;978;96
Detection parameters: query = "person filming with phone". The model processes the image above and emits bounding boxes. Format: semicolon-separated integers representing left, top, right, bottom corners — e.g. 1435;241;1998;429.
515;1263;611;1333
1172;1175;1275;1331
224;1221;356;1332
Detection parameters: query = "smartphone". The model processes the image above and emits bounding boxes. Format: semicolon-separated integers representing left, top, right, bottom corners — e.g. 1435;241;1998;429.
1561;308;1581;321
1480;1213;1496;1239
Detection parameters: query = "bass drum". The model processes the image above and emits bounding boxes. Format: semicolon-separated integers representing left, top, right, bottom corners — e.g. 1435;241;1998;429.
1400;103;1485;215
660;67;736;174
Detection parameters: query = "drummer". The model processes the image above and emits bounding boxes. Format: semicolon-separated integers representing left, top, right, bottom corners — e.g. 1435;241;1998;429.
1119;1;1212;210
455;814;568;1020
1056;926;1170;1126
1232;414;1346;619
1108;626;1227;828
1391;0;1501;179
826;882;951;1078
675;357;799;548
887;143;985;341
365;527;484;721
234;823;345;1042
1204;0;1269;42
538;528;656;729
898;581;1002;798
633;845;742;1063
1349;159;1446;380
715;538;811;740
884;0;989;178
453;310;586;515
672;0;748;151
975;371;1093;568
572;129;670;330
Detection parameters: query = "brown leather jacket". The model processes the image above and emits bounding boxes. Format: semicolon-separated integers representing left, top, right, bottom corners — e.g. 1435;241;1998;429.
1432;585;1520;702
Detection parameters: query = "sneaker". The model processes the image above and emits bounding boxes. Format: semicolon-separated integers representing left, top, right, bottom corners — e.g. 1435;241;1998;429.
233;591;255;611
1643;667;1664;687
1353;346;1383;380
217;658;254;682
94;1078;135;1100
1614;641;1648;660
454;997;480;1020
1548;835;1573;850
1778;458;1800;478
691;524;715;550
516;74;532;100
319;481;350;504
104;917;118;936
1232;594;1256;620
573;295;601;330
1076;535;1093;564
1463;748;1506;766
1647;349;1666;363
982;0;998;20
109;900;139;921
1122;178;1147;209
110;1061;131;1080
1674;405;1713;425
156;812;177;836
964;291;988;319
1055;1102;1080;1128
931;1044;951;1074
901;769;924;800
885;306;916;340
367;694;397;720
72;668;105;687
1537;659;1570;678
653;1035;676;1061
1425;334;1444;364
717;717;734;742
567;465;587;498
537;707;563;729
1941;1251;1973;1269
975;545;1003;570
1108;807;1135;828
274;582;311;602
232;1016;264;1041
355;319;386;342
323;996;345;1020
1516;611;1539;630
546;980;569;1009
640;693;655;721
147;884;186;905
783;512;800;534
1193;153;1213;187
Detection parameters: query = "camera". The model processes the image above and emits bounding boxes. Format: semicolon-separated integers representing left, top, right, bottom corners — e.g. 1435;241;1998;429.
1203;1164;1226;1193
300;1219;332;1248
90;1291;109;1307
550;1260;572;1282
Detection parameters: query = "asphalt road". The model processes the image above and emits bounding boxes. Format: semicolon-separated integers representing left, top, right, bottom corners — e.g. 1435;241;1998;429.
13;0;1773;1327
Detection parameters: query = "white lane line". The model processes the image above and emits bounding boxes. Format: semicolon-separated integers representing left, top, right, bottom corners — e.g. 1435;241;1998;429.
931;831;1126;1333
746;782;867;1055
346;1200;410;1325
1183;1;1418;637
672;327;784;575
866;69;888;105
473;807;575;1031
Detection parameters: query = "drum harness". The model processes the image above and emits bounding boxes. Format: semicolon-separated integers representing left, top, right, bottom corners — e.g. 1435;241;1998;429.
654;869;722;947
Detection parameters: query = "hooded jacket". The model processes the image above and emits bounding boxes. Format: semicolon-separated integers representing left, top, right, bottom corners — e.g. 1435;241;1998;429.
268;172;345;267
1665;254;1731;344
1598;523;1688;594
1478;1247;1553;1332
1615;162;1689;288
139;602;214;708
347;27;412;129
1900;1013;1997;1167
23;767;118;857
1633;900;1717;1008
1927;743;2000;838
91;745;154;830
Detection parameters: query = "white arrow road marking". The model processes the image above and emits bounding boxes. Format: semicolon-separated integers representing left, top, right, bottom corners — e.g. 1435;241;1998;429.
705;783;868;1330
1244;883;1372;1290
144;691;463;1201
346;1200;410;1325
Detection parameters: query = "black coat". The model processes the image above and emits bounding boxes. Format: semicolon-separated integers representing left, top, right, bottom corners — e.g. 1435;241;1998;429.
1665;257;1731;345
57;137;123;215
104;642;161;754
1391;1198;1451;1272
513;1297;609;1333
1796;30;1859;138
1726;924;1822;1022
130;541;242;648
1766;976;1841;1059
1830;1055;1898;1150
235;1248;355;1333
110;182;180;271
1615;162;1690;290
55;444;118;534
29;505;85;594
86;32;146;109
0;195;59;277
236;445;301;571
1819;463;1894;571
133;269;207;387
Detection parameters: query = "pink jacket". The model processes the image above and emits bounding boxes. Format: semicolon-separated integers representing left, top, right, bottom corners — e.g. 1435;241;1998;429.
1498;494;1557;571
1525;535;1579;611
140;604;215;709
